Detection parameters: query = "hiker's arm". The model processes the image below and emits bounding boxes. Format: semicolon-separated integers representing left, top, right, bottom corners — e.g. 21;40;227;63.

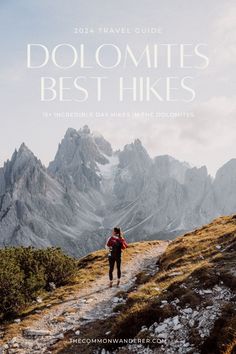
105;237;112;249
121;238;128;249
105;237;109;249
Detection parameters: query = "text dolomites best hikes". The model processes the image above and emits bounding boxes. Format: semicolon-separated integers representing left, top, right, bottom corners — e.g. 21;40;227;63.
27;43;209;103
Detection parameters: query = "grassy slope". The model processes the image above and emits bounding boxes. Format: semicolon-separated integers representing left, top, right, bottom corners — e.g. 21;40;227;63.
112;215;236;353
57;215;236;354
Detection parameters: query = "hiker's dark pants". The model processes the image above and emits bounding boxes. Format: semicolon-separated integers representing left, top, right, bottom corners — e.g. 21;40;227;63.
108;256;121;281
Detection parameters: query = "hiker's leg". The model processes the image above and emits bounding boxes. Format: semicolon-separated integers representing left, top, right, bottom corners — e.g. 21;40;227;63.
116;257;121;279
109;256;115;281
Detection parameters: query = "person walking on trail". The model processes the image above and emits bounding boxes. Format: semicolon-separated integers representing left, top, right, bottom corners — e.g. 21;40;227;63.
106;227;128;288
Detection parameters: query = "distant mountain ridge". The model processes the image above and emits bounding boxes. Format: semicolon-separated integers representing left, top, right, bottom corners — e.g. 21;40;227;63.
0;125;236;256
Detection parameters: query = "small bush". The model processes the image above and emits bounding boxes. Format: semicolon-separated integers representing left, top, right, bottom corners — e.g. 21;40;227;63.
0;256;24;316
34;248;76;287
0;247;77;318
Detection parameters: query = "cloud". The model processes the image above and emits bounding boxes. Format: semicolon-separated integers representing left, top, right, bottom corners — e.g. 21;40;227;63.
210;1;236;70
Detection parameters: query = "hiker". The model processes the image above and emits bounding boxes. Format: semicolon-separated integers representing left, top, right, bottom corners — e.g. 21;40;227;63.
105;227;128;288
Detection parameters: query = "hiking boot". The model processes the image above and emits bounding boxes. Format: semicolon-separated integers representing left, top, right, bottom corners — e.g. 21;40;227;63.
109;281;113;288
117;279;120;287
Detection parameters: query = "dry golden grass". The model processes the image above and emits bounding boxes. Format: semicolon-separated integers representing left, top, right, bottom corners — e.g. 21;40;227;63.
106;215;236;353
224;339;236;354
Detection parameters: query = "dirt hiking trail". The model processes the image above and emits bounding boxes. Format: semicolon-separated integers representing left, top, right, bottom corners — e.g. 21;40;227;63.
3;241;168;354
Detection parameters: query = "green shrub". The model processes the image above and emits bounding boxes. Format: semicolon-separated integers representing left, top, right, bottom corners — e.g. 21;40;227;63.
13;247;46;299
0;246;77;319
0;255;24;316
34;247;76;287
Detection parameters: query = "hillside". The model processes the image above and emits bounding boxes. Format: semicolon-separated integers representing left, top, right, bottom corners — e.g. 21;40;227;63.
0;215;235;353
0;240;167;353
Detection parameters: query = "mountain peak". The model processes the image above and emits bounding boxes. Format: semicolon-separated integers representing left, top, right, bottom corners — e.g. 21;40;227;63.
18;142;33;156
48;126;111;191
19;142;26;150
153;155;190;184
64;127;77;138
15;143;38;163
79;125;91;135
216;158;236;176
134;138;142;145
119;139;151;171
124;138;144;151
64;126;92;140
0;143;43;195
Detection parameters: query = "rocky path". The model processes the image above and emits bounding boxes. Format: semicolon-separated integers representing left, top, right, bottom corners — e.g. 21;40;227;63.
3;242;168;354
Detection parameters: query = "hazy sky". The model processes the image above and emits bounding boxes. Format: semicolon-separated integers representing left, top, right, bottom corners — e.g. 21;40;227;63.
0;0;235;176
